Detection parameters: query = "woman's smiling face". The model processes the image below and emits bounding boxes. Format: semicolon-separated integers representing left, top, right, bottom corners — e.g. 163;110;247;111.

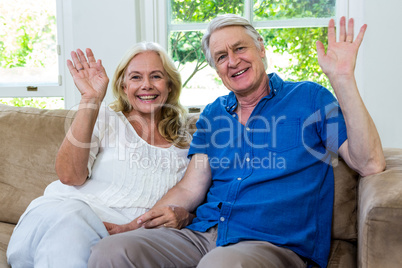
123;51;171;117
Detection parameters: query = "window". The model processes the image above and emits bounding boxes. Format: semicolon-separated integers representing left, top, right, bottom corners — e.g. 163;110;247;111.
167;0;339;108
0;0;64;108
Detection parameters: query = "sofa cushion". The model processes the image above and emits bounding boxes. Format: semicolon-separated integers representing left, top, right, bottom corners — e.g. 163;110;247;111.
0;104;75;224
327;240;356;268
0;222;14;268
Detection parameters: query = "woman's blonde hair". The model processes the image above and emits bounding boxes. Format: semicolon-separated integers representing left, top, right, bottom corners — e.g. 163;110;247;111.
110;42;190;148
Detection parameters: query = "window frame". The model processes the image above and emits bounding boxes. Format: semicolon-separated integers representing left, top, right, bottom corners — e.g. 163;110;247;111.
168;0;341;30
0;0;66;98
161;0;348;109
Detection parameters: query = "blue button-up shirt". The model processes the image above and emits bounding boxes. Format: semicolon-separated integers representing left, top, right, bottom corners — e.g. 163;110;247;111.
187;73;347;268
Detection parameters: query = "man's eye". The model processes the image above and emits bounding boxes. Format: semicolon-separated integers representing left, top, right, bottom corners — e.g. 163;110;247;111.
236;47;245;52
217;55;226;62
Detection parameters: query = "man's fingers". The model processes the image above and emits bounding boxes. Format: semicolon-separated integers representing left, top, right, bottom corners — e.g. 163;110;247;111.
327;18;336;44
139;207;177;228
316;41;325;58
354;24;367;47
137;209;164;224
142;218;165;228
346;18;354;43
339;16;346;42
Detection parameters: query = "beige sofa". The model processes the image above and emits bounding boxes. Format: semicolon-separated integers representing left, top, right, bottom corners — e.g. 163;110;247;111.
1;103;402;268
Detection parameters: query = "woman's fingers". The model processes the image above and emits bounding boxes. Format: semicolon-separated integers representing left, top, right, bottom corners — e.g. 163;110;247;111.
86;48;97;65
66;59;78;75
77;49;90;69
69;49;90;71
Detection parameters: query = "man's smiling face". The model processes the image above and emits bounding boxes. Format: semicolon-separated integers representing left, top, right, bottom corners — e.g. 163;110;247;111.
209;26;267;97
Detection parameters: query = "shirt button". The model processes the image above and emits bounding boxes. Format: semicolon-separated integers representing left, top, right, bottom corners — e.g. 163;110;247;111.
237;177;242;181
232;114;236;118
220;217;225;222
246;127;250;131
246;157;250;162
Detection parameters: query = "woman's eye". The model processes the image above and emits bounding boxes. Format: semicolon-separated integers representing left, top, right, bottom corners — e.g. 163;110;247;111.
131;76;141;80
151;75;161;79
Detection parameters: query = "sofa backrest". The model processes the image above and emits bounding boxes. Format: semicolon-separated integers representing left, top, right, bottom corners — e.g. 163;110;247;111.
0;104;360;242
0;104;75;224
332;157;359;241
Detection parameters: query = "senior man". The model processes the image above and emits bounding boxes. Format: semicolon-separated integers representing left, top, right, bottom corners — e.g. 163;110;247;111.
89;14;385;268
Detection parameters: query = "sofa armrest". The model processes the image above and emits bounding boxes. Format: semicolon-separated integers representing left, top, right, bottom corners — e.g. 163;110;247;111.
358;148;402;268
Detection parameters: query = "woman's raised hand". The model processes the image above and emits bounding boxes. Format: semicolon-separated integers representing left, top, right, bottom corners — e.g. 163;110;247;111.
67;48;109;103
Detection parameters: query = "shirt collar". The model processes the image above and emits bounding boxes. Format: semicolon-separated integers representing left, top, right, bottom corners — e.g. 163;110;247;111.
267;72;283;97
225;73;284;113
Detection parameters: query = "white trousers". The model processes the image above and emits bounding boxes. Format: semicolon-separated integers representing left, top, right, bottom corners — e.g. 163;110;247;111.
7;198;109;268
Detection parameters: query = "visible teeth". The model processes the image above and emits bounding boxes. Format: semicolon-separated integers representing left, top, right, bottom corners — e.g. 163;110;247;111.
138;95;157;100
233;69;247;77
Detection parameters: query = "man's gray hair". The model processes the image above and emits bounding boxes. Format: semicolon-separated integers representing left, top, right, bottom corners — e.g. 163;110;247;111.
201;14;268;70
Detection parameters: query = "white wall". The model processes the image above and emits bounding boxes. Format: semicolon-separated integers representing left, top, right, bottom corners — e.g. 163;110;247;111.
61;0;140;108
353;0;402;149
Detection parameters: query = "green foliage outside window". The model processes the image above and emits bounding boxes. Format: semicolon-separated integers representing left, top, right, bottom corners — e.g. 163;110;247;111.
0;97;64;109
253;0;335;20
259;27;330;90
170;0;334;91
171;0;244;23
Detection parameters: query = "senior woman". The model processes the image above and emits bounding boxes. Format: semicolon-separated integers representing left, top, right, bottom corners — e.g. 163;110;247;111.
7;42;192;268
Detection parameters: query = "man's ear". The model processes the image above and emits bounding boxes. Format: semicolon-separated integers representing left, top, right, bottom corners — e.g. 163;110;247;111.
215;67;221;77
259;38;266;58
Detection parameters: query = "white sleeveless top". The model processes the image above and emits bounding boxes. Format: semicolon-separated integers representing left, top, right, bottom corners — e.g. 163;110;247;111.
23;105;189;225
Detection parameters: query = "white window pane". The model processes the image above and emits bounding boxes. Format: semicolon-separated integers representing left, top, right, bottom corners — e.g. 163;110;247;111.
169;30;229;107
0;0;58;86
179;63;229;107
